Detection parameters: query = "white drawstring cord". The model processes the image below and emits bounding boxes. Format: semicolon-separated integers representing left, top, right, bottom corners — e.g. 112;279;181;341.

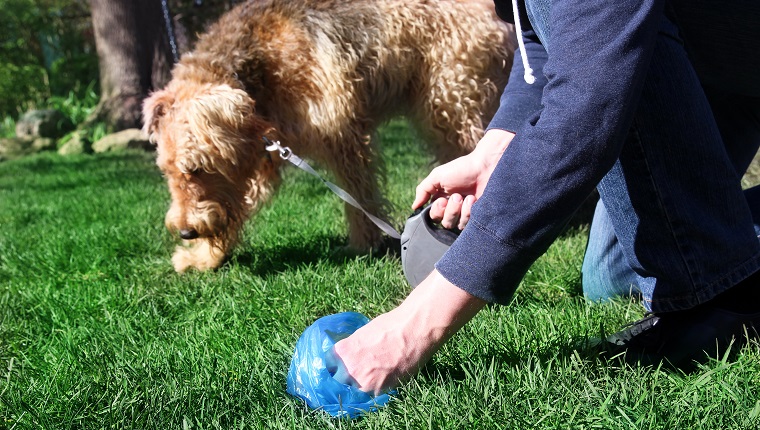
511;0;536;84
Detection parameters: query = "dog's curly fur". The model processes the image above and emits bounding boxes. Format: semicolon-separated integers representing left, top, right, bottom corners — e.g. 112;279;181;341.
143;0;515;272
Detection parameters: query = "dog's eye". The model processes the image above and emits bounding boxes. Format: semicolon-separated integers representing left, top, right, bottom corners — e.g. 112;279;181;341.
178;159;203;176
178;166;202;176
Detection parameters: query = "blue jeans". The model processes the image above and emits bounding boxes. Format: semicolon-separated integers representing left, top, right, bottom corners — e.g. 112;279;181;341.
580;1;760;312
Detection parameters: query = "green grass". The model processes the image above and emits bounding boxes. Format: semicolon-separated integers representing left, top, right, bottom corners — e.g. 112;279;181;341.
1;120;759;429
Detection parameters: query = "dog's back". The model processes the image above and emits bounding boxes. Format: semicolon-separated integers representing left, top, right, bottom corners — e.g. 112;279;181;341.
178;0;514;152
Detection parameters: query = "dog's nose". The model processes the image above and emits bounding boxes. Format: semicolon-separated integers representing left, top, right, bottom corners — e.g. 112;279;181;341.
179;229;199;240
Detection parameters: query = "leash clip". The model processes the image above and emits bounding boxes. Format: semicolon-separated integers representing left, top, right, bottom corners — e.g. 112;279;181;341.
263;136;292;160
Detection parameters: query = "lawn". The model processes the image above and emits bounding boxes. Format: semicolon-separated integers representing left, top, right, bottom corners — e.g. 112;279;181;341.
1;120;759;429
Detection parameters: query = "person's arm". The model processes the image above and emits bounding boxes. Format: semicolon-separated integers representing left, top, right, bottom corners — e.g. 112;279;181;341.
437;0;666;304
413;129;514;230
329;17;548;395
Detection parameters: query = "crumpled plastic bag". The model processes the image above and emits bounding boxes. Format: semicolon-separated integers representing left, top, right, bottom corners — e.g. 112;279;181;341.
286;312;393;418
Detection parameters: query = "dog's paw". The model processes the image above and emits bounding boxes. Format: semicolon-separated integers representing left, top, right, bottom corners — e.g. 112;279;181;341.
171;247;196;273
171;240;227;272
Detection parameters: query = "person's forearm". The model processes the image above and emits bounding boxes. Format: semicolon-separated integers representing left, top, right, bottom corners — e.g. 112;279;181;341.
397;270;487;344
474;128;515;161
332;270;486;395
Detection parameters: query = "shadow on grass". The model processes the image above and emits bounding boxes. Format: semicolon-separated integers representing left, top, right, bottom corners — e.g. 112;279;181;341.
417;327;748;388
229;233;402;277
417;334;618;386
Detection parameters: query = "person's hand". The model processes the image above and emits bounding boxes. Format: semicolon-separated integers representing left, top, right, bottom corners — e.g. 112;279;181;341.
413;129;515;229
331;271;486;395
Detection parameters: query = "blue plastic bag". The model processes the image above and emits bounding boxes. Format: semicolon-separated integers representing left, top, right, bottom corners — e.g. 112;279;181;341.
286;312;393;418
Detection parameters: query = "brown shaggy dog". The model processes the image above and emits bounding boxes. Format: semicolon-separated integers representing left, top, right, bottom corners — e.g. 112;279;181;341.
143;0;515;272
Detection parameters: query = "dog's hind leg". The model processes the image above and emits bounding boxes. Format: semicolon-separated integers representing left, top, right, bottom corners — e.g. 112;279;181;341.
408;24;511;163
319;132;389;251
409;67;502;164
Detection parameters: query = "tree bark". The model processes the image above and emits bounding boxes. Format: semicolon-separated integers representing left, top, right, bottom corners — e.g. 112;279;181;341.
86;0;239;131
87;0;176;130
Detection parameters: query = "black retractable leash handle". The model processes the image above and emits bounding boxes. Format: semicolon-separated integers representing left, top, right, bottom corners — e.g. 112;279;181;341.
400;206;461;287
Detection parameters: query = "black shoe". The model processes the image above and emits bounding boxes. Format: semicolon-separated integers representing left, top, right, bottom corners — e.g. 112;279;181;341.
601;306;760;370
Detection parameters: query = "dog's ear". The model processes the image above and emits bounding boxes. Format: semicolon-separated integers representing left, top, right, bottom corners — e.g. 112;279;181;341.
189;84;255;128
185;84;259;157
142;89;175;141
180;84;279;181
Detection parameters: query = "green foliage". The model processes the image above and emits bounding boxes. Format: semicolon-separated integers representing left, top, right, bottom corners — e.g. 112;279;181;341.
47;80;107;145
46;80;98;124
0;0;98;118
0;116;15;138
0;122;759;428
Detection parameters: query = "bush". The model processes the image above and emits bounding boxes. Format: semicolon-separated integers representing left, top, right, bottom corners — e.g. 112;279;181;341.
47;80;99;126
0;116;15;138
50;81;107;146
0;0;98;118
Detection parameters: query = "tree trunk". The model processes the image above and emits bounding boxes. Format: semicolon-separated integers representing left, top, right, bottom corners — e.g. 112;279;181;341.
87;0;177;131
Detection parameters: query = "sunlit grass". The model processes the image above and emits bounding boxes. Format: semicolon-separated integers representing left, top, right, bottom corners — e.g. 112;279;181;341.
1;121;758;429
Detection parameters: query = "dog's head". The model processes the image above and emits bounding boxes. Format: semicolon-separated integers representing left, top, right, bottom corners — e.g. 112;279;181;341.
143;81;280;249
